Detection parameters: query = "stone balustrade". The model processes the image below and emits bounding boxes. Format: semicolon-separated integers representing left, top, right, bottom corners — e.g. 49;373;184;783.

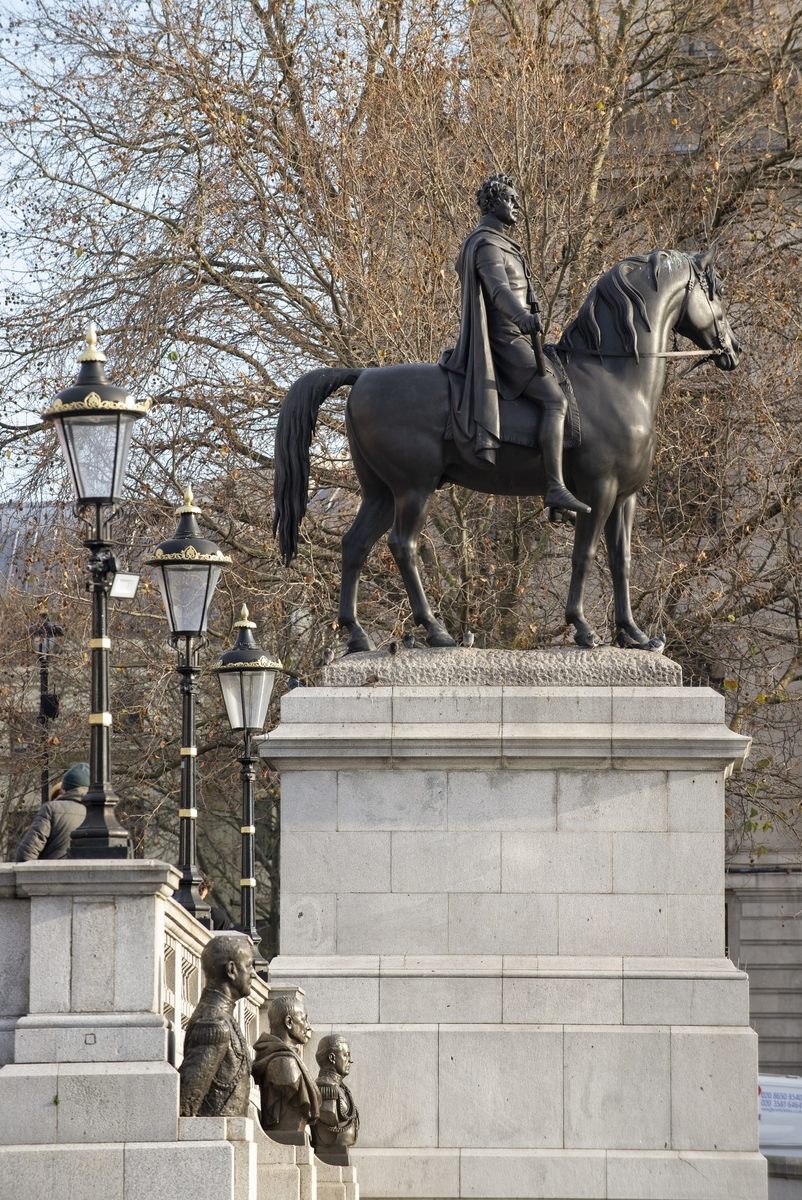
0;859;359;1200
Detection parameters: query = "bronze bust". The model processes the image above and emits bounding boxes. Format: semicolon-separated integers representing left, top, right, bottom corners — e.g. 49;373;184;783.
178;934;257;1117
251;995;321;1144
311;1034;359;1166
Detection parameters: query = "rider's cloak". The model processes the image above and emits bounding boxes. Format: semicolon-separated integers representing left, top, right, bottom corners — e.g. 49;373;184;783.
439;222;539;469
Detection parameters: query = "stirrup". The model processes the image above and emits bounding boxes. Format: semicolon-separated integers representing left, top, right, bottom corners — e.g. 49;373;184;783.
544;487;591;515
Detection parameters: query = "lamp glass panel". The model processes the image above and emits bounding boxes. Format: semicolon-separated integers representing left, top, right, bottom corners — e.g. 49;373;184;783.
154;562;222;635
219;671;245;730
56;411;136;504
240;668;275;730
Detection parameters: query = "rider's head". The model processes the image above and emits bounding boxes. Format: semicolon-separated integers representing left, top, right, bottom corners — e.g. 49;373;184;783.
476;174;517;214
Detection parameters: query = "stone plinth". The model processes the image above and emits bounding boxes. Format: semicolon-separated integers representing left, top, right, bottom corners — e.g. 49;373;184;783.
321;647;683;688
261;653;766;1200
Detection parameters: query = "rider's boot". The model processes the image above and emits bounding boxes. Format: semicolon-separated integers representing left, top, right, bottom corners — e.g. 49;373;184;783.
540;403;591;515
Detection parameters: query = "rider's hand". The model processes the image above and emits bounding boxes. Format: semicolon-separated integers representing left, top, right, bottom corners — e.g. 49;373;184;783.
517;312;543;336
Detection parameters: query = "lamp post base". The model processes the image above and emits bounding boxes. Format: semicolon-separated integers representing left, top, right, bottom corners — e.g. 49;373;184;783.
173;865;212;928
68;784;130;859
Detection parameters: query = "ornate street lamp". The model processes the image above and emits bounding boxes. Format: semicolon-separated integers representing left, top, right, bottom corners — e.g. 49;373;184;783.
146;486;230;925
215;605;280;954
30;614;64;805
41;323;150;857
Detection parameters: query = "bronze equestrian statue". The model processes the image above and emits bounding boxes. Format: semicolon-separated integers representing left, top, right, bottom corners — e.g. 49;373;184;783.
273;176;741;652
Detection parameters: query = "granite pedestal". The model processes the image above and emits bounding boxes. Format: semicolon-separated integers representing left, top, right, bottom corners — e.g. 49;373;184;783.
262;649;767;1200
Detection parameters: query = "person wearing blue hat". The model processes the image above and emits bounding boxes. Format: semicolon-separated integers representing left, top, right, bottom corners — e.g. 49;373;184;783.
14;762;90;861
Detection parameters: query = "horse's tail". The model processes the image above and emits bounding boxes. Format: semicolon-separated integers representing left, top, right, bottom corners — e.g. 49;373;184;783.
273;367;364;566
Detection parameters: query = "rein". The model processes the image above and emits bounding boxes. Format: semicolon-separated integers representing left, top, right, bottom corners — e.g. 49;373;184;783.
561;348;714;359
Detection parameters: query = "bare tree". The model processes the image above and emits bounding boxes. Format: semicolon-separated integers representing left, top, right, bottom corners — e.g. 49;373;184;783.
0;0;800;924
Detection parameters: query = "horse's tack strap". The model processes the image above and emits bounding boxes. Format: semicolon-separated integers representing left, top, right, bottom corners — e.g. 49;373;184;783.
561;347;713;359
544;344;581;446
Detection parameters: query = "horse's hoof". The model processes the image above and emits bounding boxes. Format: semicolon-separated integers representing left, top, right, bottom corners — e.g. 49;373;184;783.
573;631;600;649
616;628;661;651
345;634;373;654
426;631;457;648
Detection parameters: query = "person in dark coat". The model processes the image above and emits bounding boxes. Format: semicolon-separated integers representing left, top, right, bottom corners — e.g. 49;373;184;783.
198;871;236;931
14;762;90;861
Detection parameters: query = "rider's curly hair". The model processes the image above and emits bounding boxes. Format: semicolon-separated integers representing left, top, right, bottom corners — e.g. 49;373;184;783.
476;173;516;213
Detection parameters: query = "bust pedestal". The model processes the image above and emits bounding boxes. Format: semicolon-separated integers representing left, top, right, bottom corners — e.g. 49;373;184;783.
261;649;767;1200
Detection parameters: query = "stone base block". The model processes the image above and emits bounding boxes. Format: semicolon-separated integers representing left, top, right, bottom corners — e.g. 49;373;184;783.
352;1149;767;1200
0;1061;178;1144
0;1143;125;1200
14;1012;169;1064
124;1140;235;1200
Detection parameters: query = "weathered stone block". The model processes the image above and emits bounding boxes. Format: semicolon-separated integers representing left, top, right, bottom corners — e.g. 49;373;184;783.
351;1147;459;1198
564;1027;670;1149
448;894;558;955
123;1139;234;1200
503;975;622;1025
281;772;339;831
338;770;447;831
281;894;337;955
391;832;500;893
460;1148;608;1199
606;1149;768;1200
502;831;612;893
283;833;391;893
446;770;556;831
56;1061;178;1143
379;974;502;1023
670;1027;759;1151
558;894;667;956
0;1143;124;1200
336;893;448;955
438;1027;563;1148
0;1063;58;1144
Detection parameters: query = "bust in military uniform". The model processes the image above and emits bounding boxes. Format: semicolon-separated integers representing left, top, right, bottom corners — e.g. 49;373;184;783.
178;934;257;1117
252;995;321;1144
311;1034;359;1166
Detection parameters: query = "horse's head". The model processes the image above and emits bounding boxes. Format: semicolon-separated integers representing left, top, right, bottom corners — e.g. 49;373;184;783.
675;246;741;371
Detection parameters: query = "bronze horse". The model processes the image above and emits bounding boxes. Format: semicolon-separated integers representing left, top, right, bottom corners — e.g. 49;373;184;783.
273;248;740;651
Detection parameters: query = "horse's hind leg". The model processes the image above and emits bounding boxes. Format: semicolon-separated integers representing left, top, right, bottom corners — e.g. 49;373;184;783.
388;488;456;648
339;486;395;654
605;494;664;650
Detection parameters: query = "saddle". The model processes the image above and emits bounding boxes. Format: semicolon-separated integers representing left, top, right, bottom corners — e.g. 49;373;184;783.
444;343;581;451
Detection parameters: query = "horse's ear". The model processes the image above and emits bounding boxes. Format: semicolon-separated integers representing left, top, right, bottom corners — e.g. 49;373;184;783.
698;244;718;269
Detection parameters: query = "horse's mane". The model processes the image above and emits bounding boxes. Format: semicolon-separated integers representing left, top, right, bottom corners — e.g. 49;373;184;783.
560;250;689;362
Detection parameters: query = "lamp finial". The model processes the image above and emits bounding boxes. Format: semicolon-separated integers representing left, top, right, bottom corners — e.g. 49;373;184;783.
234;603;257;630
176;484;201;515
77;319;108;363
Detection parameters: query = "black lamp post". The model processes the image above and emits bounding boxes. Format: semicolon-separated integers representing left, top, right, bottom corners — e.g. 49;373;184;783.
31;614;64;805
215;604;280;953
41;323;150;857
146;486;230;925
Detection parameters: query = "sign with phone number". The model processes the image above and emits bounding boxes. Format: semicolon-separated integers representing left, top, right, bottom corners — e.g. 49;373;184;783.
761;1092;802;1112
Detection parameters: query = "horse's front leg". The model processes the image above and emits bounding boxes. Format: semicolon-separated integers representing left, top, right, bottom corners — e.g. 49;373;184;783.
565;481;617;648
605;494;664;651
338;489;395;653
388;488;456;647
